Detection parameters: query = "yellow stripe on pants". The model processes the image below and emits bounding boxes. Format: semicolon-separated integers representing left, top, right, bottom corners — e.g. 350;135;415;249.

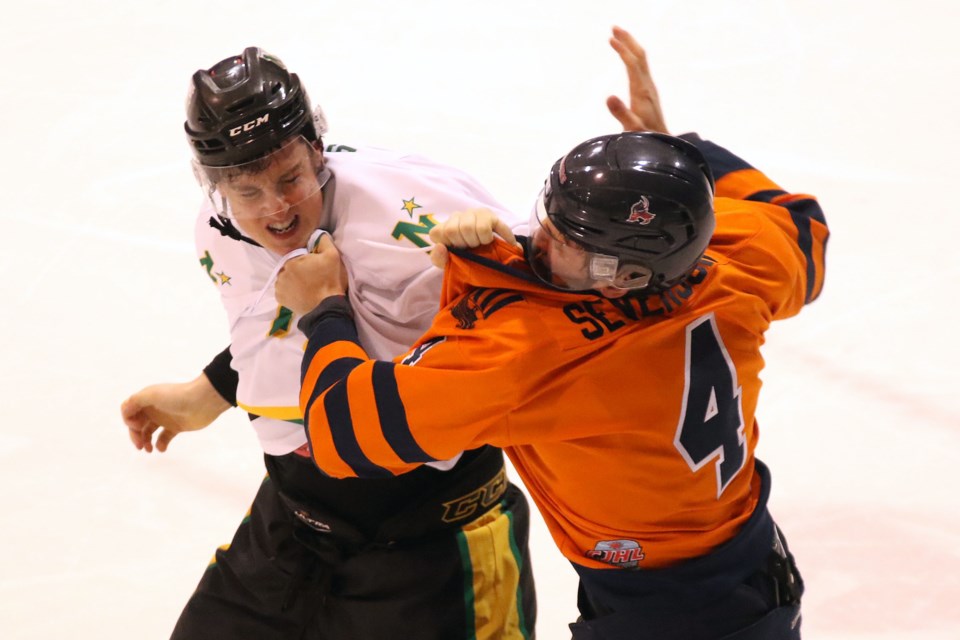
458;503;530;640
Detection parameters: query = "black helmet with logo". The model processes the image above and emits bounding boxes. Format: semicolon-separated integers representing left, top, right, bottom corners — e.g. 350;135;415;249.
535;132;716;292
184;47;322;167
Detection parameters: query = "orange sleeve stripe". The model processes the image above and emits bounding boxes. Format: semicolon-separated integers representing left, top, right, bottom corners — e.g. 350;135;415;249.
305;362;422;478
345;366;414;471
771;194;827;303
300;340;367;409
808;222;829;301
770;192;815;206
305;402;358;478
745;190;828;304
715;168;781;201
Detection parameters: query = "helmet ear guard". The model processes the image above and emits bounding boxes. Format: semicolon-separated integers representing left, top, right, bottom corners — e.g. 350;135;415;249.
586;255;652;291
612;262;654;290
311;103;329;137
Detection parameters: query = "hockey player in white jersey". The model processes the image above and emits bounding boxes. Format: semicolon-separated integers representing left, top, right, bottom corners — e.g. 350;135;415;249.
194;140;521;457
121;47;536;639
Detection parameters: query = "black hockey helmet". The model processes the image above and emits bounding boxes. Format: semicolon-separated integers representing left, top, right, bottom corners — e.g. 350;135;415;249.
185;47;325;168
530;132;716;292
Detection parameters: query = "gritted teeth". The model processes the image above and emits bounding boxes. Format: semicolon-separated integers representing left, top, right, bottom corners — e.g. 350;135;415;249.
268;217;298;234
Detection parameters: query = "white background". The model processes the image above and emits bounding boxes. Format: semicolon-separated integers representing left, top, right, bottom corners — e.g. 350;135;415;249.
1;1;958;638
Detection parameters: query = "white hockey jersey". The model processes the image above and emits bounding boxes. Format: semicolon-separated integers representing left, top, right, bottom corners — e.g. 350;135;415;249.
195;145;521;455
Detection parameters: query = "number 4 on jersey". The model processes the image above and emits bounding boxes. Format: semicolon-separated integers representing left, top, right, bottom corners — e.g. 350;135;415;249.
674;313;746;498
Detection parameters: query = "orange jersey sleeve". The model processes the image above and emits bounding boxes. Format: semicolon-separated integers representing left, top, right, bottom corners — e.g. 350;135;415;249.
686;133;828;305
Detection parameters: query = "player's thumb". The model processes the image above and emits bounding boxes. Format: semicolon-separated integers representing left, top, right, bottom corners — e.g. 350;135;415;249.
493;219;517;247
120;394;149;426
310;231;336;255
430;244;449;269
120;397;137;421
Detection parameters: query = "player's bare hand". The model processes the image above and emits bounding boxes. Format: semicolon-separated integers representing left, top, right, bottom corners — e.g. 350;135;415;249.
428;209;517;268
121;375;230;453
275;233;348;316
607;26;668;134
429;244;450;269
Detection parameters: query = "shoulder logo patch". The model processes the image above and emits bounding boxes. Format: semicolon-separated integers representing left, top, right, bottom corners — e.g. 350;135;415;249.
451;288;524;330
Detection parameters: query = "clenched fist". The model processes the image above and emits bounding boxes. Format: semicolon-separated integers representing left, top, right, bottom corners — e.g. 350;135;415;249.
274;233;349;316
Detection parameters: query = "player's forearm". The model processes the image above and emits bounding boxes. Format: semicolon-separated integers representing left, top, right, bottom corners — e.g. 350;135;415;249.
298;294;364;384
297;295;367;473
187;371;233;424
678;133;775;200
682;134;828;304
681;133;819;209
296;295;449;479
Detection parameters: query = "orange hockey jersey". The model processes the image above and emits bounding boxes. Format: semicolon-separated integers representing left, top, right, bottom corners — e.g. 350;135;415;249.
299;135;828;570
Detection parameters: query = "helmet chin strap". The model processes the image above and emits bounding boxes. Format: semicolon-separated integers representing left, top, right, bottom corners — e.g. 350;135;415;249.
208;215;262;247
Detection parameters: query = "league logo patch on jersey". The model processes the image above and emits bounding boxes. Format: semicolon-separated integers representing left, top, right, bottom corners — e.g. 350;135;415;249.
626;196;655;225
586;539;646;568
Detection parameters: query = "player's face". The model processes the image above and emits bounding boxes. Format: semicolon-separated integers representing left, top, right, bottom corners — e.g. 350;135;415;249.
527;189;602;290
218;139;326;256
528;188;642;294
529;216;595;288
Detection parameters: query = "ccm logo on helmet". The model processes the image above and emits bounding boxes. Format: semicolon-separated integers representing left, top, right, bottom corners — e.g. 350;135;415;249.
229;114;270;137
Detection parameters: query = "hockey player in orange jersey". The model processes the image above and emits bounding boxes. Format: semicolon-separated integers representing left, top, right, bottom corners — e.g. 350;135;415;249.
277;29;827;640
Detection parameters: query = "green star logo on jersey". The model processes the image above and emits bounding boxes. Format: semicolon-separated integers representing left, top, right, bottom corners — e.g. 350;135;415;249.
401;197;422;218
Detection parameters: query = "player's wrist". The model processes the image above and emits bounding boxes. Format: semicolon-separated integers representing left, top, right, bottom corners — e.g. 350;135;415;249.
297;294;354;336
